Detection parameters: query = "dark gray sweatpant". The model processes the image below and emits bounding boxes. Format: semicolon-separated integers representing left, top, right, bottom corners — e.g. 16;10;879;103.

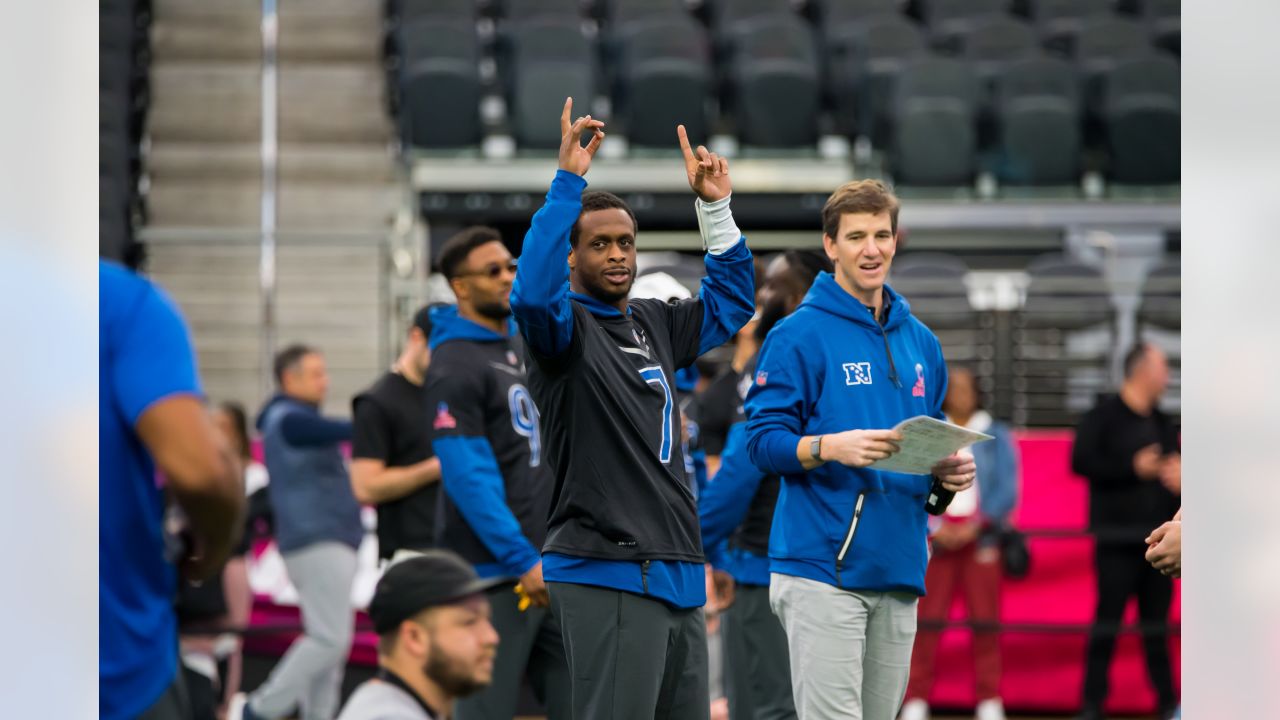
455;583;572;720
548;581;710;720
723;584;797;720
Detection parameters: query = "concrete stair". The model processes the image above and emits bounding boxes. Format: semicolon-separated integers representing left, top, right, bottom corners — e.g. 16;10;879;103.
143;0;396;416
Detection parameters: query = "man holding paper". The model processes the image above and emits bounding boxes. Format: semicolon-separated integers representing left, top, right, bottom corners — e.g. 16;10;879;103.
744;179;977;720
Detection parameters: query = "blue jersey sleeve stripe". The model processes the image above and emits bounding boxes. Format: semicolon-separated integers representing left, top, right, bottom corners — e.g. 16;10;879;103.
511;170;587;358
696;238;756;356
433;435;541;577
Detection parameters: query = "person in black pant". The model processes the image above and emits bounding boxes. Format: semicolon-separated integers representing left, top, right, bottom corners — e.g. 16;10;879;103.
352;306;443;561
510;100;756;720
424;227;570;720
1072;343;1181;720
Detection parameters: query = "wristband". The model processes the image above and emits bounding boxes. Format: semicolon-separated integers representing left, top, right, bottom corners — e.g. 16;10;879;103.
695;194;742;255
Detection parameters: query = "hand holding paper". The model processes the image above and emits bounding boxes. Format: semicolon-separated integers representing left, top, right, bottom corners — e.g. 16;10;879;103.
867;416;993;475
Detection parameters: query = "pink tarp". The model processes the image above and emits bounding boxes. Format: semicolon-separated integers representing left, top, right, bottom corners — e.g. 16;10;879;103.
246;431;1180;713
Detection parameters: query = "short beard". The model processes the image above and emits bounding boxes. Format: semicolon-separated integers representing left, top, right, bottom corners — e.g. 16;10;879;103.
754;298;789;342
473;300;511;321
424;641;490;698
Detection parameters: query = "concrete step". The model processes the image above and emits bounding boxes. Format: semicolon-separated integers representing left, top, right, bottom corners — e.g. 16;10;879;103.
278;182;399;231
279;0;383;63
149;63;261;143
148;142;396;183
279;64;391;144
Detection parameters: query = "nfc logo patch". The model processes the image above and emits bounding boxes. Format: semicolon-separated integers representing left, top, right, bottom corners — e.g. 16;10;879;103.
843;362;873;386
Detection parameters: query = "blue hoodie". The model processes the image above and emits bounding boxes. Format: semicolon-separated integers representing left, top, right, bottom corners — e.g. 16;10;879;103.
745;273;948;595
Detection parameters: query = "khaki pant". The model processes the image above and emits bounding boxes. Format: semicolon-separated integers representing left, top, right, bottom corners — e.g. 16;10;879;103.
769;574;918;720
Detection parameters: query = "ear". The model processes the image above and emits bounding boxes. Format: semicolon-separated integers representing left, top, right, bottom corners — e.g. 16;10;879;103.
567;246;576;271
448;276;468;302
821;234;837;261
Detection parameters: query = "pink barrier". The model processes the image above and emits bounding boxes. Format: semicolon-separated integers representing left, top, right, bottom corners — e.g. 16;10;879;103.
246;431;1180;713
926;430;1180;713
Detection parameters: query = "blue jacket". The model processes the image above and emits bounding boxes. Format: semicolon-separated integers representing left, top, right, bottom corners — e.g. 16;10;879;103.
745;274;948;595
257;396;362;553
969;416;1019;526
699;421;773;586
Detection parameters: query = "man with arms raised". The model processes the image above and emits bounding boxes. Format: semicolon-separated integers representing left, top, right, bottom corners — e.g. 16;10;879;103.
744;181;976;719
511;98;756;720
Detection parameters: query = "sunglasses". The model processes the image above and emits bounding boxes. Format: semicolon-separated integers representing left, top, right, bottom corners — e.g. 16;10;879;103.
458;260;518;279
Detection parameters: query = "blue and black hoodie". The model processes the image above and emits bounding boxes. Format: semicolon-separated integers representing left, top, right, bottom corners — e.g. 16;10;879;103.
745;274;948;595
423;306;551;581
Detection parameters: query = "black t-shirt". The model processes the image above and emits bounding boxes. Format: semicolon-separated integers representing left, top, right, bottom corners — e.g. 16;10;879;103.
1071;393;1180;543
528;298;706;563
698;365;747;457
352;372;437;558
422;333;552;568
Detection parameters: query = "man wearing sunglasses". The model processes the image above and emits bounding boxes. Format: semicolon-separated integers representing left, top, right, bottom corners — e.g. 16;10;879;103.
422;227;568;720
510;98;756;720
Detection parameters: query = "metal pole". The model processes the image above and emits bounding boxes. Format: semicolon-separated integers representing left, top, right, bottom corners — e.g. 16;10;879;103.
259;0;279;401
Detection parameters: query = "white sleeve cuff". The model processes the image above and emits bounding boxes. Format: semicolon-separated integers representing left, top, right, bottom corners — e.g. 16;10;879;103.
695;194;742;256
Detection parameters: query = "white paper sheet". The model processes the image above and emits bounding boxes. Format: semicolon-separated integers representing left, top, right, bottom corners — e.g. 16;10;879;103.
867;415;994;475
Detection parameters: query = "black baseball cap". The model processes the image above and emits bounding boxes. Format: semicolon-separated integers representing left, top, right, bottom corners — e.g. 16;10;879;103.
367;550;503;634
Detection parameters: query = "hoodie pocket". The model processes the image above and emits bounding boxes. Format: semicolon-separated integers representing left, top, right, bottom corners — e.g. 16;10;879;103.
835;491;867;581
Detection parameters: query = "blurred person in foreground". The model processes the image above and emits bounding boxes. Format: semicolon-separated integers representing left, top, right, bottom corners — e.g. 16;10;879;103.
1072;342;1180;720
901;367;1020;720
744;180;976;720
698;249;832;720
178;401;273;720
231;345;361;720
510;99;755;720
351;306;443;561
100;259;244;720
337;551;501;720
424;227;568;719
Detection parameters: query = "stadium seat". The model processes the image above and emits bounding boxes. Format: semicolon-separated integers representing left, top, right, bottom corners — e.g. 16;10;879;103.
1021;254;1113;329
1103;53;1179;184
832;14;927;142
503;0;585;22
711;0;799;60
605;0;690;23
510;19;597;149
822;0;902;25
961;16;1039;85
730;16;822;147
1137;259;1180;332
614;17;712;147
391;0;476;22
993;55;1081;185
1075;16;1150;122
1026;0;1113;54
395;20;483;149
890;56;980;185
1142;0;1180;56
918;0;1011;52
890;252;975;329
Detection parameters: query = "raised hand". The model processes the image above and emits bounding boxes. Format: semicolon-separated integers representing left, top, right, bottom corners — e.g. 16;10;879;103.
678;124;731;202
559;97;605;177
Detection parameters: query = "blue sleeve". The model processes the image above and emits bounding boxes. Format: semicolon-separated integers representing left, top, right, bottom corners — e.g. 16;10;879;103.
699;422;768;551
280;412;353;447
745;329;813;476
433;436;542;577
696;239;756;356
929;339;948;422
510;170;588;359
112;279;202;425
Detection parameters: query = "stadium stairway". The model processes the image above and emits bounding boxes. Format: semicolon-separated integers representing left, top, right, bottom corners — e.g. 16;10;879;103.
143;0;396;416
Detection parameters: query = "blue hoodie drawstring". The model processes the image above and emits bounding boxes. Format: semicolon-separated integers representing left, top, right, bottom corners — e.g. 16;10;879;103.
866;305;903;389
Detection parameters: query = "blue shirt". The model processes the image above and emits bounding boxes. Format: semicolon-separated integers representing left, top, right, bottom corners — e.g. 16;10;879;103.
99;260;202;720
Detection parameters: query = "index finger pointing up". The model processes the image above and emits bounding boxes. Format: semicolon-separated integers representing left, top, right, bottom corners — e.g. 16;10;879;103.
677;124;695;163
561;97;573;136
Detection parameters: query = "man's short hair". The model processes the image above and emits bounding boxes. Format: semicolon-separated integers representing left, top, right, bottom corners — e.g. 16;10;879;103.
782;249;834;288
273;344;316;385
377;607;435;657
821;179;900;239
571;191;637;247
1123;342;1153;378
437;226;505;281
